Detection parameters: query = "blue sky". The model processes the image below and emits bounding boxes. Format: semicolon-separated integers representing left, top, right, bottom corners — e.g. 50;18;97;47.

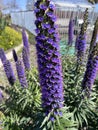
4;0;27;10
16;0;27;10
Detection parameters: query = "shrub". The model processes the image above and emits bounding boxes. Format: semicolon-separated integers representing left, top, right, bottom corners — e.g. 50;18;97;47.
0;26;22;51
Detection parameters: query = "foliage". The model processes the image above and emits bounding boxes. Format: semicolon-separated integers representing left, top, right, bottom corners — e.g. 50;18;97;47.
62;55;96;129
87;79;98;129
0;26;22;50
0;67;41;129
33;107;77;130
0;66;78;130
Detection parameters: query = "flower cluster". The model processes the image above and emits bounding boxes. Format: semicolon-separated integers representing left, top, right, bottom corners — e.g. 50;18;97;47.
22;47;30;70
76;9;88;64
0;48;7;63
77;33;86;63
22;28;30;54
3;60;16;85
13;50;28;88
0;49;16;85
16;60;28;88
82;25;98;94
68;19;74;46
35;0;64;114
82;53;98;94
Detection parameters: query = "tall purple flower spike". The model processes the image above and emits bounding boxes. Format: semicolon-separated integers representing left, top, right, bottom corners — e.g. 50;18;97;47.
16;60;28;87
76;9;88;64
3;60;16;85
13;49;18;62
13;50;28;87
22;47;30;70
0;48;7;63
22;28;30;54
35;0;64;114
82;54;98;94
77;33;86;64
68;19;74;46
82;19;98;94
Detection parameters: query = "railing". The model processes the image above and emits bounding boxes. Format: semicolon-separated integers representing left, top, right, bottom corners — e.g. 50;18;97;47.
11;7;97;40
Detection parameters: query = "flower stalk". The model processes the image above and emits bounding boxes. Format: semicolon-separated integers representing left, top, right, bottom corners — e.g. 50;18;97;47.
35;0;64;115
82;19;98;95
13;50;28;87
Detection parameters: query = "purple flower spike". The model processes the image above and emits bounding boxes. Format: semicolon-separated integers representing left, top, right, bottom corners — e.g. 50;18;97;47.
35;0;64;115
22;28;30;54
22;47;30;70
0;48;7;63
13;49;18;62
77;33;86;64
82;29;98;95
68;19;74;46
3;60;16;85
82;54;98;94
16;60;28;88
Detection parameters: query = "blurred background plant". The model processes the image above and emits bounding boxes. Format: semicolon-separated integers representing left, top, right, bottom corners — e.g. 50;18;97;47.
0;26;22;51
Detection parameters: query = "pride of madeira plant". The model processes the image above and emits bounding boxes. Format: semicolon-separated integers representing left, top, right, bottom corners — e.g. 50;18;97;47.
0;29;41;130
34;0;77;129
0;1;98;130
62;10;98;129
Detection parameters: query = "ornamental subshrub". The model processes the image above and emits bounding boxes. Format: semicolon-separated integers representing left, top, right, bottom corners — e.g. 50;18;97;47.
0;26;22;50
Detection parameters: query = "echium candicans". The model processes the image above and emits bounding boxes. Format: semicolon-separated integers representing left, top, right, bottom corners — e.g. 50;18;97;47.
34;0;64;115
13;50;28;87
22;47;30;70
82;19;98;95
3;60;16;85
68;18;74;46
22;28;30;54
76;9;88;64
0;48;7;63
0;48;16;85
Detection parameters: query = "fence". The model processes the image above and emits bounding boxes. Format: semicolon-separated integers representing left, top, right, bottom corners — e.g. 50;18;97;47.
11;7;97;39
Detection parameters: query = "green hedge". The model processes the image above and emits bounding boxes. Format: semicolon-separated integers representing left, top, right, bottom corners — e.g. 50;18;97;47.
0;26;22;51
